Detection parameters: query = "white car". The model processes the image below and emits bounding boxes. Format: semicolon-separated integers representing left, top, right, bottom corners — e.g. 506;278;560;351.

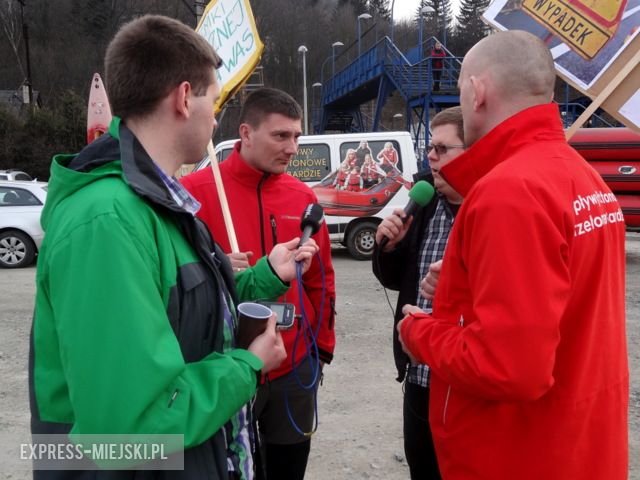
0;169;33;181
0;180;47;268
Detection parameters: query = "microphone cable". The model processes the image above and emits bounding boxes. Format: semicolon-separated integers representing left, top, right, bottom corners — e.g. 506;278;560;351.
373;244;401;318
282;252;326;437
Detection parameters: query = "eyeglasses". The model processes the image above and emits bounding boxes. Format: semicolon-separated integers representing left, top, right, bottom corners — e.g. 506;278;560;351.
427;144;465;155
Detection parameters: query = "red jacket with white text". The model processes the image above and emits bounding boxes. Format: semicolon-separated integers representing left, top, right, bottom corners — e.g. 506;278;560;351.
182;143;336;380
400;104;628;479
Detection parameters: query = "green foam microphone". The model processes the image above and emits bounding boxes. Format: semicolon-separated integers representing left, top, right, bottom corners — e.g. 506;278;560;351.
379;180;435;250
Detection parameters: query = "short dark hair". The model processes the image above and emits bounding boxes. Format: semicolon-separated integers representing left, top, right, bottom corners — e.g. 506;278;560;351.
105;15;222;120
431;106;464;143
239;88;302;128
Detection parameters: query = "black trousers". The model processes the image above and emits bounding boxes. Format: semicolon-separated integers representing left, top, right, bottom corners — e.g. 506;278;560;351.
433;70;442;91
260;440;310;480
254;361;317;480
403;381;441;480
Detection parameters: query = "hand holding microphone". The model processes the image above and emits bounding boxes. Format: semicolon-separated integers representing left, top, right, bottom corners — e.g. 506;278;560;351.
376;181;435;251
376;208;412;252
299;203;324;247
268;237;319;282
268;204;324;281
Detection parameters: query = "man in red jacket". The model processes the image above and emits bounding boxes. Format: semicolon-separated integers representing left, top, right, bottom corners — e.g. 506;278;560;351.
399;30;628;479
181;87;336;480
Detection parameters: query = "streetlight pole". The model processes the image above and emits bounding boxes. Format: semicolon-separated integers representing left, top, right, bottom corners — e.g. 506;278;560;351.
442;9;448;48
420;6;435;60
298;45;309;135
16;0;33;106
320;57;331;85
357;13;372;56
312;82;322;134
390;0;396;42
312;82;322;108
331;41;344;77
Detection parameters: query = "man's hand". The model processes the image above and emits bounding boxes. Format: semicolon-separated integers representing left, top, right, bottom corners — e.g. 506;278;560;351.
420;260;442;300
247;315;287;373
228;251;254;272
375;208;412;251
397;304;425;364
401;304;423;316
268;238;319;282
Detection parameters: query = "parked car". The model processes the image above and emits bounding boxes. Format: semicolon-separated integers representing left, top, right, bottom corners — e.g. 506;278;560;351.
0;169;33;181
0;180;47;268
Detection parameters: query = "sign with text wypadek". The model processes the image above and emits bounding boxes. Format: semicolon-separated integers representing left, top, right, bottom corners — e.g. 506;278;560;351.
483;0;640;132
196;0;264;112
522;0;626;59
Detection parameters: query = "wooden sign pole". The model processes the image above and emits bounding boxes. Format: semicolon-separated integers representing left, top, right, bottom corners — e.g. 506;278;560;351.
566;46;640;140
207;140;240;253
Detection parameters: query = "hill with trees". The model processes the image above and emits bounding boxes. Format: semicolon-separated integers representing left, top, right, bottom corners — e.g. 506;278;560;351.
0;0;492;179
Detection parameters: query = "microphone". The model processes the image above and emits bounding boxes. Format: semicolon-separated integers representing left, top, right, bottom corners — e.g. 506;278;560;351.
379;180;435;250
299;203;324;247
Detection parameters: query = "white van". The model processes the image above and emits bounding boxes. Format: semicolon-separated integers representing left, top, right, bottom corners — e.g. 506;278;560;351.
194;131;421;260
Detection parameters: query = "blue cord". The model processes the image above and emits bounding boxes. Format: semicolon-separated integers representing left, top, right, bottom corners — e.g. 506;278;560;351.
284;251;326;437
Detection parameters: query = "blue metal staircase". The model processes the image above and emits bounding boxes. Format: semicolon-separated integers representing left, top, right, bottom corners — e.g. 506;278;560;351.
316;36;462;159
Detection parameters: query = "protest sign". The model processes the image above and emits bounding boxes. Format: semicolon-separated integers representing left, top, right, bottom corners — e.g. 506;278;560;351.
196;0;264;112
483;0;640;133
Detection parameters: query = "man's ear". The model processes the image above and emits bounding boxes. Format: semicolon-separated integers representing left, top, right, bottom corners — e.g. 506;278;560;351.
469;75;486;112
239;123;252;146
174;81;191;119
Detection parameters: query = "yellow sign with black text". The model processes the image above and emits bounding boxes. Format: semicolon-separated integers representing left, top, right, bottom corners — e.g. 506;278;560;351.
523;0;618;58
196;0;264;112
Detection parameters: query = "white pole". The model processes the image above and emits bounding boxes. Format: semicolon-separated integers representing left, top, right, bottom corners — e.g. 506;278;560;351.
358;18;362;56
298;46;309;135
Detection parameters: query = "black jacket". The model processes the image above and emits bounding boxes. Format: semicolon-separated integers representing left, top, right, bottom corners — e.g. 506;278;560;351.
372;173;439;382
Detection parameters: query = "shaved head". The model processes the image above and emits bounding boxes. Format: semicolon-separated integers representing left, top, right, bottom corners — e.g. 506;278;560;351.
459;30;556;145
465;30;555;102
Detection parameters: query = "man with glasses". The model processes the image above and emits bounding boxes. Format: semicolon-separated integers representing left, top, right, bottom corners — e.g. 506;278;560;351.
372;106;464;480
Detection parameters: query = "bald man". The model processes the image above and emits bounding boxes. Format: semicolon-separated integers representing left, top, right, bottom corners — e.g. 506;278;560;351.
398;30;628;479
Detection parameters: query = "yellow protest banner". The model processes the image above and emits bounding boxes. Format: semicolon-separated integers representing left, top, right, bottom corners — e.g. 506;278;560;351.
196;0;264;112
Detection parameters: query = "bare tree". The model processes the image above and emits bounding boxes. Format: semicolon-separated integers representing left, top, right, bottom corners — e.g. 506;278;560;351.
0;0;25;78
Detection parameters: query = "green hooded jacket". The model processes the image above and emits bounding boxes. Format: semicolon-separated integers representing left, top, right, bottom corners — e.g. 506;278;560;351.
29;119;287;478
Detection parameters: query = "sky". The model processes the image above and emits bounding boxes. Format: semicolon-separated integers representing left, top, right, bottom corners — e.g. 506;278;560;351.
394;0;461;21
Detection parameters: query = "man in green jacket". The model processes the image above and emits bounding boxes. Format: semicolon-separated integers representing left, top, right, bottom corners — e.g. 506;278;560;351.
29;14;317;479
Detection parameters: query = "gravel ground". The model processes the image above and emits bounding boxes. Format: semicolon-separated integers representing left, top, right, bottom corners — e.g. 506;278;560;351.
0;233;638;479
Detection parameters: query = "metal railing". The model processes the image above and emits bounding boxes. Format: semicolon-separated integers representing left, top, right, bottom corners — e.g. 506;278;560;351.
322;35;462;105
557;102;619;128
